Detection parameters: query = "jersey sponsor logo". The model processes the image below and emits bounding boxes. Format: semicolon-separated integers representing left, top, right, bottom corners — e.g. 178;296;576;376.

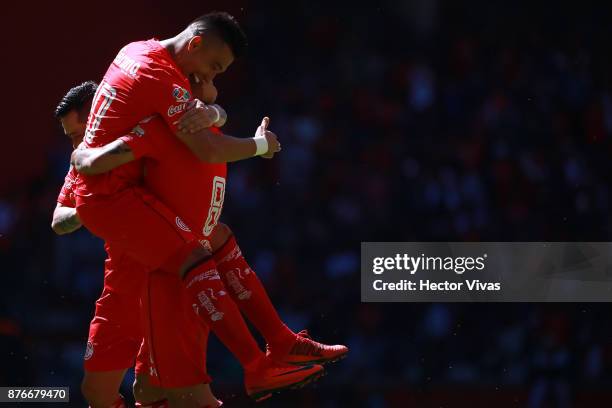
175;217;191;232
172;85;191;102
113;49;141;78
167;103;188;117
84;341;94;360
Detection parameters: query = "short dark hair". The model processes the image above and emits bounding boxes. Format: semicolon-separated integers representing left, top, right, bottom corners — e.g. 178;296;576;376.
189;12;247;58
54;81;98;120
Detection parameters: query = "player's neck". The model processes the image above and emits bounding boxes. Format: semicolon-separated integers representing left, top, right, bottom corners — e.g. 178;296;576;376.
160;34;190;76
160;37;180;58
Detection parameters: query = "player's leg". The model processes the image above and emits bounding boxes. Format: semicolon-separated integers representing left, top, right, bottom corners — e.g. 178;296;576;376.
210;223;349;365
139;269;221;408
130;189;326;396
81;251;147;408
133;337;167;407
153;244;324;401
134;329;217;408
133;374;221;408
77;188;323;399
207;223;295;344
81;369;128;408
77;188;263;369
133;374;166;407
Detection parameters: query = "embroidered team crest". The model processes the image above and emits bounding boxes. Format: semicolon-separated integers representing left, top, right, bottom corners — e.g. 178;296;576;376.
172;85;191;102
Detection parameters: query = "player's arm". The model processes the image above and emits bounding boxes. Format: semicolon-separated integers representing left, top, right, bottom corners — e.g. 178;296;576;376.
176;117;280;163
148;70;279;162
71;139;136;175
51;203;82;235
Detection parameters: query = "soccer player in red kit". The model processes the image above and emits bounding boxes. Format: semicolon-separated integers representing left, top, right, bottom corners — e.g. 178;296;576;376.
52;82;153;408
71;12;324;405
53;82;224;408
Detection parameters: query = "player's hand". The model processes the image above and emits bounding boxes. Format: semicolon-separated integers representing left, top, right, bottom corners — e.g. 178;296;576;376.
178;99;218;133
257;117;281;159
70;142;87;167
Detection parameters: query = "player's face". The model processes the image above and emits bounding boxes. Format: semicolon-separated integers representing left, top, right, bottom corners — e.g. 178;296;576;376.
188;35;234;84
190;77;218;105
60;110;86;148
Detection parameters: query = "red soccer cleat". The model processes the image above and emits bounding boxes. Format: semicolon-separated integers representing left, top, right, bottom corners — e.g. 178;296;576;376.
244;358;324;402
267;330;349;366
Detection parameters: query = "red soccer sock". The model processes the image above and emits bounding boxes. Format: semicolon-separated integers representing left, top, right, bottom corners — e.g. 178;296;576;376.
213;236;295;348
181;255;264;371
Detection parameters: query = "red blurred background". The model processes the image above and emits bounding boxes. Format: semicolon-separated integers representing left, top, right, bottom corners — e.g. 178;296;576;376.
1;0;246;192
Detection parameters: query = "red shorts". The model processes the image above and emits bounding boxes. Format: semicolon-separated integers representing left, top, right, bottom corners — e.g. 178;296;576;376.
137;269;211;387
84;251;147;372
76;187;210;386
76;187;197;269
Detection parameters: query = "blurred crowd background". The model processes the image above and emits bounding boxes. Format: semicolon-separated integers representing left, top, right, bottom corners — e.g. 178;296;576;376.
3;0;612;406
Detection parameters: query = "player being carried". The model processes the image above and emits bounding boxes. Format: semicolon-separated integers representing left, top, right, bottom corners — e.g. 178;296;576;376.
68;11;347;407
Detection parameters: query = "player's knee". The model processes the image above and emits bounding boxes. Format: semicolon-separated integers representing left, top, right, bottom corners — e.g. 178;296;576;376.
81;377;113;408
164;385;216;407
210;223;232;252
215;222;232;237
179;245;213;278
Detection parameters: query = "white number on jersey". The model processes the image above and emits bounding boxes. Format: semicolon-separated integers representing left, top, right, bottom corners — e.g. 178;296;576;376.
203;176;226;236
85;81;117;144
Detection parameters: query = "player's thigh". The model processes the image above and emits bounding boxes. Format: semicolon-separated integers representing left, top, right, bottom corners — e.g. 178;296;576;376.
82;369;127;402
77;188;196;269
165;384;217;408
133;373;166;405
209;223;232;252
141;269;210;389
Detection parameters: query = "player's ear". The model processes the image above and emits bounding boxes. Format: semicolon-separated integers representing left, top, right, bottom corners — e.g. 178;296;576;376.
187;36;202;52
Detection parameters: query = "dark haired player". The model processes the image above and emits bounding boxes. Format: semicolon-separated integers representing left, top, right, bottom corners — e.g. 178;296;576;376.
53;81;225;408
53;81;151;407
71;12;326;404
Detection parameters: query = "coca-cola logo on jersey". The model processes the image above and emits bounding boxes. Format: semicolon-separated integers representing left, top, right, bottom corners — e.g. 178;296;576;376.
167;103;187;117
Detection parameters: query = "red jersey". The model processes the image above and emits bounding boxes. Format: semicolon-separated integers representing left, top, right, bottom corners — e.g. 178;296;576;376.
57;166;78;207
119;117;227;238
75;39;194;197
